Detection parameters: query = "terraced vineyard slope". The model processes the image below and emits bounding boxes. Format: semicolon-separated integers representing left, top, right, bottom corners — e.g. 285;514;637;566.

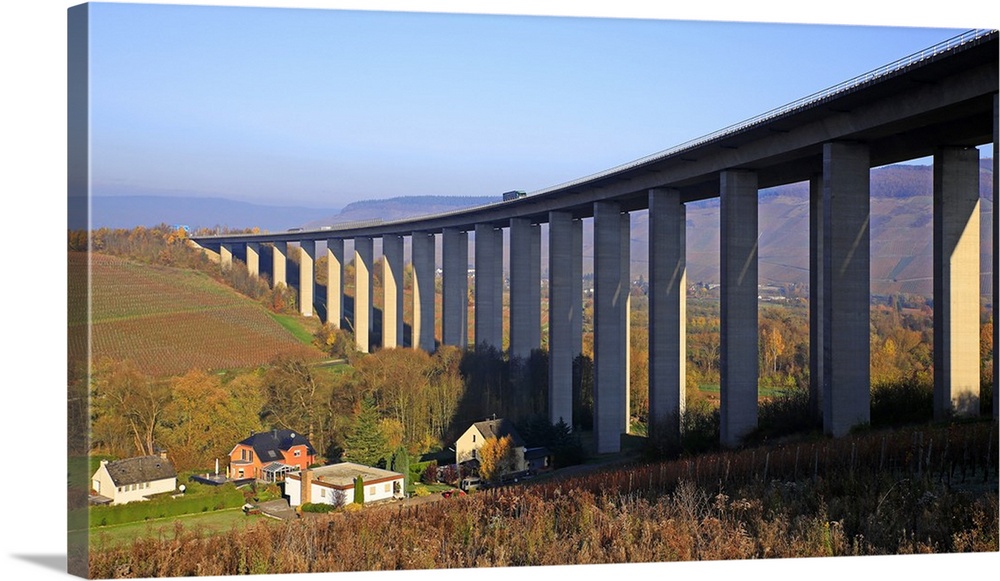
68;252;326;377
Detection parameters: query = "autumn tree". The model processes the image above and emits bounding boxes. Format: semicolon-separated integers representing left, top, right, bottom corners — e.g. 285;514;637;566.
477;435;517;483
90;358;170;457
352;347;433;452
160;369;265;471
260;355;332;447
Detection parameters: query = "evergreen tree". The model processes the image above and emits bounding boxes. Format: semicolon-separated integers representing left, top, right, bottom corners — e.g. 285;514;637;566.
353;475;364;505
343;396;389;467
391;446;410;490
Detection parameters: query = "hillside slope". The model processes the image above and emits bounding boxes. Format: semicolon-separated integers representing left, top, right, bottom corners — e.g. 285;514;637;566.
68;252;327;378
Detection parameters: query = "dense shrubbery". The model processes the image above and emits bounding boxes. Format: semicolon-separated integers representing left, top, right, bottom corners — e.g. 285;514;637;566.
89;484;244;528
300;503;338;514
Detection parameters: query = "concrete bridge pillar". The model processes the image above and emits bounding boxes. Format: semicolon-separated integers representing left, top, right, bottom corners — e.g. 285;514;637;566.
442;227;468;348
220;242;233;271
412;231;436;352
509;218;541;361
354;237;373;353
933;146;981;418
822;141;871;436
720;169;759;448
808;174;824;420
326;239;343;327
474;223;503;351
246;242;260;278
382;234;404;348
548;211;581;429
272;241;287;287
593;201;628;454
621;211;632;435
994;93;999;420
298;240;315;318
648;188;686;443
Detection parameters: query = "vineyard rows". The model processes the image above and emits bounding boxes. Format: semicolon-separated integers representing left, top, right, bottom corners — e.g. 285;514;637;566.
68;252;325;377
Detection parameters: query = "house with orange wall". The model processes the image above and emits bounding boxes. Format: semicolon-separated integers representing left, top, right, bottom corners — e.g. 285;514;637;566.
228;429;316;482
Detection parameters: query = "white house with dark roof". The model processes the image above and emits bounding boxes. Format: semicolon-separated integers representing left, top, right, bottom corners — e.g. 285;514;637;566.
90;454;177;505
454;418;528;474
285;462;405;507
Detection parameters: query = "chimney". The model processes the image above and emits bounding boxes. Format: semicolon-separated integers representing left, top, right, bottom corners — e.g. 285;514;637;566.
159;449;168;460
301;469;312;505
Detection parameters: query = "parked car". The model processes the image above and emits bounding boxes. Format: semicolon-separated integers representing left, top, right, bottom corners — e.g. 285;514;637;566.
441;489;466;499
459;476;482;492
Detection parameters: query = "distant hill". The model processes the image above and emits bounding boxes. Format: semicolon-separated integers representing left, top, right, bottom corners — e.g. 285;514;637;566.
645;160;993;297
90;195;341;232
90;161;993;298
68;252;326;378
303;195;497;228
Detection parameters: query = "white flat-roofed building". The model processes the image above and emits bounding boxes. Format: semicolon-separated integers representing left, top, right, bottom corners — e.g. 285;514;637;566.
286;462;405;507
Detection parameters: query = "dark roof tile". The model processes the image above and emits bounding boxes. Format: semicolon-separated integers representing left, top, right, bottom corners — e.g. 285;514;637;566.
104;456;177;487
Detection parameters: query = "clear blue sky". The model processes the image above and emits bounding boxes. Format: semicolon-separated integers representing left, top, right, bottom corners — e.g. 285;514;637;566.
86;2;982;208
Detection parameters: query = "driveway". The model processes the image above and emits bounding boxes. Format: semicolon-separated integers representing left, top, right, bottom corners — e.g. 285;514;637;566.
257;498;297;520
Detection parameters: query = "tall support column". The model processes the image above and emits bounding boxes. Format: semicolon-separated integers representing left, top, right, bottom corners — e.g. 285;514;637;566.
808;174;824;420
220;242;233;271
822;142;871;436
412;232;436;352
529;224;542;352
648;188;686;443
571;218;583;365
475;223;503;350
354;237;373;353
933;146;981;418
548;211;579;428
382;234;404;348
326;239;344;327
442;227;469;348
272;241;287;287
994;93;999;420
246;242;260;278
593;201;627;454
621;211;632;434
509;218;540;361
298;240;315;318
720;169;759;448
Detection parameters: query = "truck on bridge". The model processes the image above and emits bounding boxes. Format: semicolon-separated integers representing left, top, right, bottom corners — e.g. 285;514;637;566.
502;190;526;201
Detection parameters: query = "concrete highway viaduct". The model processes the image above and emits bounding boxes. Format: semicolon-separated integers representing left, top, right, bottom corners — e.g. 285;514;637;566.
192;29;999;453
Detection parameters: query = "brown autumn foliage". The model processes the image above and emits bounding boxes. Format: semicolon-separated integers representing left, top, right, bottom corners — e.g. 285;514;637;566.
88;421;998;578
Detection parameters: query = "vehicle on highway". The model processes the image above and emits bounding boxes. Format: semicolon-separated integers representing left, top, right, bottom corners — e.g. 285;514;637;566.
502;190;526;201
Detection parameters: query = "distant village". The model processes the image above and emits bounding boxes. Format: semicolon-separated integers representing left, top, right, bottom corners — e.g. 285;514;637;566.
90;417;553;516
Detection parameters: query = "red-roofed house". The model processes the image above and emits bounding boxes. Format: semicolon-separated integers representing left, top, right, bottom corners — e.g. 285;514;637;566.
229;429;316;482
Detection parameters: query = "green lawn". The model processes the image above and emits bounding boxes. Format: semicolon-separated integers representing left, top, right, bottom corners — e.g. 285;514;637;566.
268;312;317;345
84;508;277;550
697;384;795;399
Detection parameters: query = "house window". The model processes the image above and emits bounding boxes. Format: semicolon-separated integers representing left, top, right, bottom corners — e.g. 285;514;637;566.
472;434;476;443
238;469;245;478
369;486;375;496
294;450;301;457
320;488;326;498
118;486;123;493
384;484;390;492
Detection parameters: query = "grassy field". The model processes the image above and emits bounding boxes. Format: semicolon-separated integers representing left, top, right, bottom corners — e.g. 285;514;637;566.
84;508;277;550
268;312;320;345
69;252;327;377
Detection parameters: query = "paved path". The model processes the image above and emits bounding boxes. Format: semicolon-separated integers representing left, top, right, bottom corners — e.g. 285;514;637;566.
257;499;297;520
